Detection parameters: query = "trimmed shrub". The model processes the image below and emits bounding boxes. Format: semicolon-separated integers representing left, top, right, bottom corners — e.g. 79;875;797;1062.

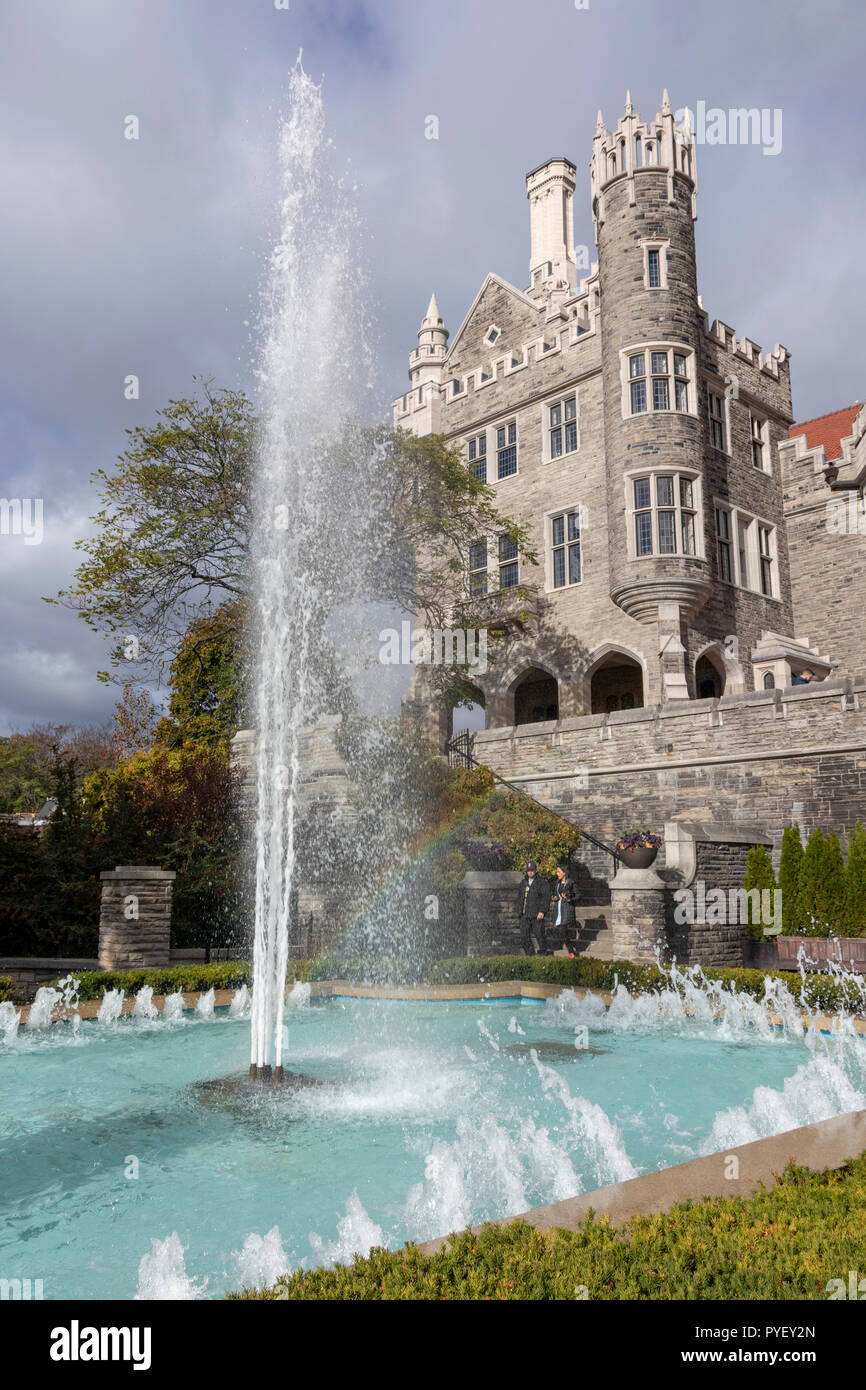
800;828;846;936
778;824;804;933
0;975;12;1003
843;821;866;937
743;845;776;942
55;961;252;1001
229;1152;866;1300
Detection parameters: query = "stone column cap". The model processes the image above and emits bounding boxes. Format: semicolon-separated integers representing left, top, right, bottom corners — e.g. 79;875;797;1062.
609;865;667;890
100;865;177;881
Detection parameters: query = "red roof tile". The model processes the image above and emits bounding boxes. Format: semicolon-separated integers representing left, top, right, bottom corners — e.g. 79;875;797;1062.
789;404;860;462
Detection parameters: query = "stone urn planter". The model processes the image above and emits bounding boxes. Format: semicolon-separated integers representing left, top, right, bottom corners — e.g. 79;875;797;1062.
617;845;659;870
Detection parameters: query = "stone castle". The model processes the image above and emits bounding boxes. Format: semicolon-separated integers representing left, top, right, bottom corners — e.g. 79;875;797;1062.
382;91;866;962
234;92;866;966
394;90;865;738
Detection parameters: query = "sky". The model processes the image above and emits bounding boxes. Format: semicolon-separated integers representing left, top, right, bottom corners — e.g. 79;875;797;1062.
1;0;864;735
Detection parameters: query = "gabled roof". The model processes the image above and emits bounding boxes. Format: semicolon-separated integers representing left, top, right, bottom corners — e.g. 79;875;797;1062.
789;404;860;462
444;273;540;363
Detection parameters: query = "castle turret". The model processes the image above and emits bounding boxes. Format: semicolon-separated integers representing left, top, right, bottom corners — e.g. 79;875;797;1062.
594;91;708;701
395;294;449;435
525;157;577;301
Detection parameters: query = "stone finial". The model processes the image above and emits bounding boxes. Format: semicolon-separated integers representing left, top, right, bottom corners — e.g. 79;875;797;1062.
625;90;633;115
662;88;671;114
595;108;605;134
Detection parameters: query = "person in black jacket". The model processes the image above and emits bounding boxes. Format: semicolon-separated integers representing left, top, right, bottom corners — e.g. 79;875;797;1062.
517;861;549;955
551;863;579;953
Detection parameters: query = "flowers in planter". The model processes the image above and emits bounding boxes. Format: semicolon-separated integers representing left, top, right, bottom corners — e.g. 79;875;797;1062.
615;827;662;853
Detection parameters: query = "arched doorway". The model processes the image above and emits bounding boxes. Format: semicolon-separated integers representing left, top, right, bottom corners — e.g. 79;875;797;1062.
589;652;644;714
695;651;725;700
514;667;559;725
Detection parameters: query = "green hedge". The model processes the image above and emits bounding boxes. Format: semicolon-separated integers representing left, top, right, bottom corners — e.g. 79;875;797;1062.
49;952;865;1016
229;1151;866;1300
0;975;12;1004
57;961;252;1001
426;955;864;1015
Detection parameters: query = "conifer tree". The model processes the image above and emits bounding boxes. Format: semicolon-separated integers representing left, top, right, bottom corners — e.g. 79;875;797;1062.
800;828;846;936
843;821;866;937
799;828;827;935
823;833;846;936
778;823;804;934
743;845;776;941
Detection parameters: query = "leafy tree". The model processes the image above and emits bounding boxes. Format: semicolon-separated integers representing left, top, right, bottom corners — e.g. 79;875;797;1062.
155;601;245;749
110;684;161;761
843;821;866;937
743;845;777;942
50;381;254;680
0;750;102;956
778;824;804;933
50;383;536;712
82;742;244;958
0;724;114;813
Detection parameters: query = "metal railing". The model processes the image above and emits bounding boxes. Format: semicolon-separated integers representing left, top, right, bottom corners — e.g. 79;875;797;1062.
444;732;620;868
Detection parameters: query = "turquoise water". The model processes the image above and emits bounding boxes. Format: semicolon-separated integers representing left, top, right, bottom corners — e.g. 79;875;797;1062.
1;990;864;1300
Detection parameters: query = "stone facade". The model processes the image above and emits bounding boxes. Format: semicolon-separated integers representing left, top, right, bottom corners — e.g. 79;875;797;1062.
98;866;176;971
473;679;866;855
394;91;831;742
780;402;866;682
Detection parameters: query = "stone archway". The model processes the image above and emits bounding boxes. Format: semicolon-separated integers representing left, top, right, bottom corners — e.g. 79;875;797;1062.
513;666;559;725
588;650;645;714
695;651;725;700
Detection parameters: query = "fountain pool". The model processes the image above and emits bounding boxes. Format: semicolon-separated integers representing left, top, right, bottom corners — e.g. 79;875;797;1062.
1;985;864;1300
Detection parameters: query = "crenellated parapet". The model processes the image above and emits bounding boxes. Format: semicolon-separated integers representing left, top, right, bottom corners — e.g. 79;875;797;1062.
699;308;792;383
590;89;696;242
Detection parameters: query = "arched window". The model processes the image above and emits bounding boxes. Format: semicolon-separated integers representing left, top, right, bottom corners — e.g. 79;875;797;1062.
763;672;775;690
513;668;559;726
635;136;643;167
695;652;725;700
590;652;644;714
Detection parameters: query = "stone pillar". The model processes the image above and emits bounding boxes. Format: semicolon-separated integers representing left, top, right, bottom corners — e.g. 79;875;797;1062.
608;864;669;963
98;866;176;971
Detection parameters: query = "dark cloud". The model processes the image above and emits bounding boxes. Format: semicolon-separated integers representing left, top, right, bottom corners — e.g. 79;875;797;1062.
1;0;863;730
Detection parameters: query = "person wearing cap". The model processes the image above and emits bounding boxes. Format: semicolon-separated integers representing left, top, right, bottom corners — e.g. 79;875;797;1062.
516;860;549;955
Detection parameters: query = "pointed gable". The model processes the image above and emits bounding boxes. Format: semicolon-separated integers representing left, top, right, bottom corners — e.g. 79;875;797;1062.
444;273;542;375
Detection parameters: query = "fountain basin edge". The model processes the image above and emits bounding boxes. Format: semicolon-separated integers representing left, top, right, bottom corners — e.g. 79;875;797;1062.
415;1107;866;1253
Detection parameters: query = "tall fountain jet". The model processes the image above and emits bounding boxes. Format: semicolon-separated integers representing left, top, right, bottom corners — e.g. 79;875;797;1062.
249;60;376;1080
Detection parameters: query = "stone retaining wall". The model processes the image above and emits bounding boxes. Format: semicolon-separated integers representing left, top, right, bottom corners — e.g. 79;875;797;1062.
474;678;866;855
